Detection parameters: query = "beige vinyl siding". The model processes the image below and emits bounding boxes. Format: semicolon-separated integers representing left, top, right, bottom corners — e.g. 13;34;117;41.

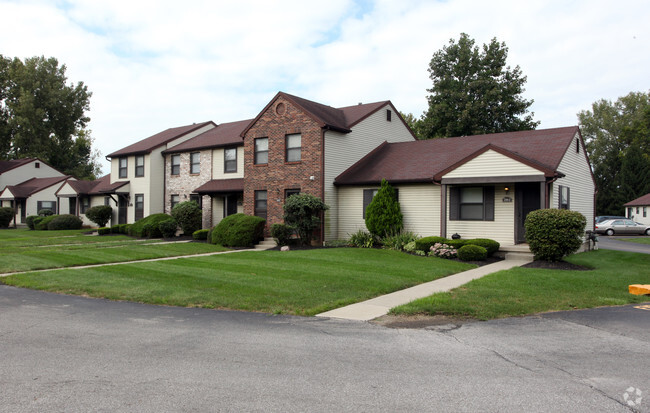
324;105;414;240
0;160;64;191
443;150;543;178
628;205;650;225
447;186;515;245
336;184;440;239
55;182;77;197
551;133;595;232
212;147;244;179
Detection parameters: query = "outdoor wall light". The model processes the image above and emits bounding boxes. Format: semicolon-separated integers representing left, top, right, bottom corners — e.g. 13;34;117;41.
504;186;510;194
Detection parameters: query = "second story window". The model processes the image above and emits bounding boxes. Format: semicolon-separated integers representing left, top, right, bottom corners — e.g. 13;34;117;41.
286;133;301;162
171;154;180;175
254;138;268;165
135;155;144;177
190;152;200;174
224;147;237;173
119;157;127;178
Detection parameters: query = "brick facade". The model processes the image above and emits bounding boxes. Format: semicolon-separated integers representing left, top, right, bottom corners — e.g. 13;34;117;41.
243;96;324;234
165;150;213;228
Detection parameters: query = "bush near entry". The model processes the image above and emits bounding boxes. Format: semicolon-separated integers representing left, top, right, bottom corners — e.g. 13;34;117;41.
47;214;83;230
457;245;488;261
85;205;112;227
171;201;202;235
0;207;14;228
525;209;586;261
211;213;265;247
129;214;170;238
365;179;402;238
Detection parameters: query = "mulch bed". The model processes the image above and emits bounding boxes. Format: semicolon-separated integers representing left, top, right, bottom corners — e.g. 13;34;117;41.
521;260;591;271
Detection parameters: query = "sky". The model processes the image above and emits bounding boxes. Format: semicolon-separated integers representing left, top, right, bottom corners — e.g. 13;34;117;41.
2;0;649;175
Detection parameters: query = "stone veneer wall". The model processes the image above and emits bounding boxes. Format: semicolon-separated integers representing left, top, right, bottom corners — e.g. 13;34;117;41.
165;149;213;229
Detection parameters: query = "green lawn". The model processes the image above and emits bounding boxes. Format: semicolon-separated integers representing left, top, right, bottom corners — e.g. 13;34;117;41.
1;248;475;316
391;249;650;320
0;228;134;248
618;237;650;245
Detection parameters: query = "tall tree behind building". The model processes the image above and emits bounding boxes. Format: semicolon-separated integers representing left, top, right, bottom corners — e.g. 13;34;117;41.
0;55;100;179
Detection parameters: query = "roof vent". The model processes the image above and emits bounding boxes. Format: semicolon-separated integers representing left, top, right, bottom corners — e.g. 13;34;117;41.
358;102;362;105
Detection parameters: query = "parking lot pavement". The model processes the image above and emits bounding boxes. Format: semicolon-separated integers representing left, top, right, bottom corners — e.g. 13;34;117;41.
598;236;650;254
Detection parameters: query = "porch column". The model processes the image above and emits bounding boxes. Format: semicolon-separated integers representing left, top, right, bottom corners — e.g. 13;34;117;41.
540;183;546;210
440;184;447;238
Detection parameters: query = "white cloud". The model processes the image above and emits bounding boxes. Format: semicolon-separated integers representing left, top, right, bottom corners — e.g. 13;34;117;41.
1;0;649;174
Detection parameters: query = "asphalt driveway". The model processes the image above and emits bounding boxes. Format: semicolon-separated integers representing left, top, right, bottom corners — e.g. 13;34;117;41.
1;285;648;412
598;236;650;254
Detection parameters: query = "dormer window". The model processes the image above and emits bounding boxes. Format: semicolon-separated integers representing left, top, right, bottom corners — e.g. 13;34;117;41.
35;162;40;168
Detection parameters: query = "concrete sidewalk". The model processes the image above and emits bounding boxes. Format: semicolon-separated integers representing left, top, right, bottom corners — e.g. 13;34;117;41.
316;258;533;321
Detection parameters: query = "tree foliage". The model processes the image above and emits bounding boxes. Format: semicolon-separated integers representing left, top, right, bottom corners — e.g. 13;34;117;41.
84;205;113;227
365;179;403;238
0;55;100;179
283;194;329;246
578;91;650;215
171;200;202;235
415;33;538;140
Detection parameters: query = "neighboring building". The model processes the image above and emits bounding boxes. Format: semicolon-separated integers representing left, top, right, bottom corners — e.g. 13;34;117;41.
334;126;595;246
0;158;65;193
105;121;216;224
55;175;122;226
162;119;251;229
0;176;71;225
624;193;650;225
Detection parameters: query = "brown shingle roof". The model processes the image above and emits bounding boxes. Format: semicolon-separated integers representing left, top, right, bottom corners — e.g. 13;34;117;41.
624;193;650;207
107;121;216;158
335;126;581;185
163;119;252;154
194;178;244;194
2;176;70;198
0;158;36;174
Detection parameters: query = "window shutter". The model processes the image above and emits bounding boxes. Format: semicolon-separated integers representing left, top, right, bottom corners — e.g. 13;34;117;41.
558;185;563;209
449;187;459;221
566;187;570;209
363;189;374;218
484;186;495;221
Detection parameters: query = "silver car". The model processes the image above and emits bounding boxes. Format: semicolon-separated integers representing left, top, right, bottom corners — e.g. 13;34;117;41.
594;219;650;236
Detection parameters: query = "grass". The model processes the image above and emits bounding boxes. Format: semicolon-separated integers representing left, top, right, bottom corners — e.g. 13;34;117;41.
618;237;650;245
1;248;474;316
391;249;650;320
0;228;134;248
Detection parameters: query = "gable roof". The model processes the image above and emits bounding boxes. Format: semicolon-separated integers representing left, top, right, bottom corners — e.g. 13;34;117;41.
0;158;36;174
335;126;581;185
624;193;650;207
57;174;115;196
1;175;70;199
163;119;252;154
240;92;395;137
107;121;216;158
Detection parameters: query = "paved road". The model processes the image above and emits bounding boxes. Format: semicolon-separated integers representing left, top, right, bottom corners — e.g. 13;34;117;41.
598;236;650;254
1;286;649;412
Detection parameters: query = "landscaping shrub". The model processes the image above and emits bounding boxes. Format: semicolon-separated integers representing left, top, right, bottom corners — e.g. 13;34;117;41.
32;216;45;229
270;223;294;246
47;214;83;230
111;224;121;234
464;238;500;257
210;213;265;247
84;205;112;227
415;236;448;251
323;239;350;247
457;245;488;261
429;243;457;259
97;227;111;235
365;179;403;238
0;207;14;228
158;218;178;238
382;231;419;251
129;213;170;238
348;229;375;248
35;215;59;230
171;201;202;235
445;239;468;249
38;209;54;216
25;215;39;230
404;241;417;253
283;194;329;245
192;229;209;240
121;224;132;234
525;209;586;261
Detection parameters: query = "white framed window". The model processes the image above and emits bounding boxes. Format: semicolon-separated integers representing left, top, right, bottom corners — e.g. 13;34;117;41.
285;133;301;162
190;152;200;174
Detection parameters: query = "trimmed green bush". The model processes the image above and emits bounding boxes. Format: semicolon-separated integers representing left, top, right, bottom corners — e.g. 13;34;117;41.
121;224;132;234
415;236;448;251
111;224;121;234
129;213;170;238
283;194;329;245
323;239;351;247
171;201;202;235
270;223;294;246
85;205;113;227
0;207;14;228
525;209;587;261
35;215;58;230
158;218;178;238
32;216;45;229
457;245;488;261
445;239;468;249
38;209;54;216
348;229;375;248
25;215;39;230
211;213;265;247
365;179;403;238
97;227;111;235
464;238;500;257
192;229;209;240
47;214;83;230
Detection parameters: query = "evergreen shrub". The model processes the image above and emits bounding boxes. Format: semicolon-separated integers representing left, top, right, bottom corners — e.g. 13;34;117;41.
85;205;112;227
158;218;178;238
47;214;83;230
129;213;170;238
457;245;488;261
365;179;403;238
35;215;59;230
171;201;202;235
525;209;586;261
97;227;111;235
283;194;329;245
192;229;209;240
0;207;14;228
270;223;294;246
464;238;500;256
415;236;448;251
26;215;39;230
210;213;265;247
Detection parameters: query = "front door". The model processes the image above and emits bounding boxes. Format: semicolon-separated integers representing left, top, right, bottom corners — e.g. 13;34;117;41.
225;194;238;217
118;195;128;224
515;182;541;244
19;199;26;223
69;197;77;215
